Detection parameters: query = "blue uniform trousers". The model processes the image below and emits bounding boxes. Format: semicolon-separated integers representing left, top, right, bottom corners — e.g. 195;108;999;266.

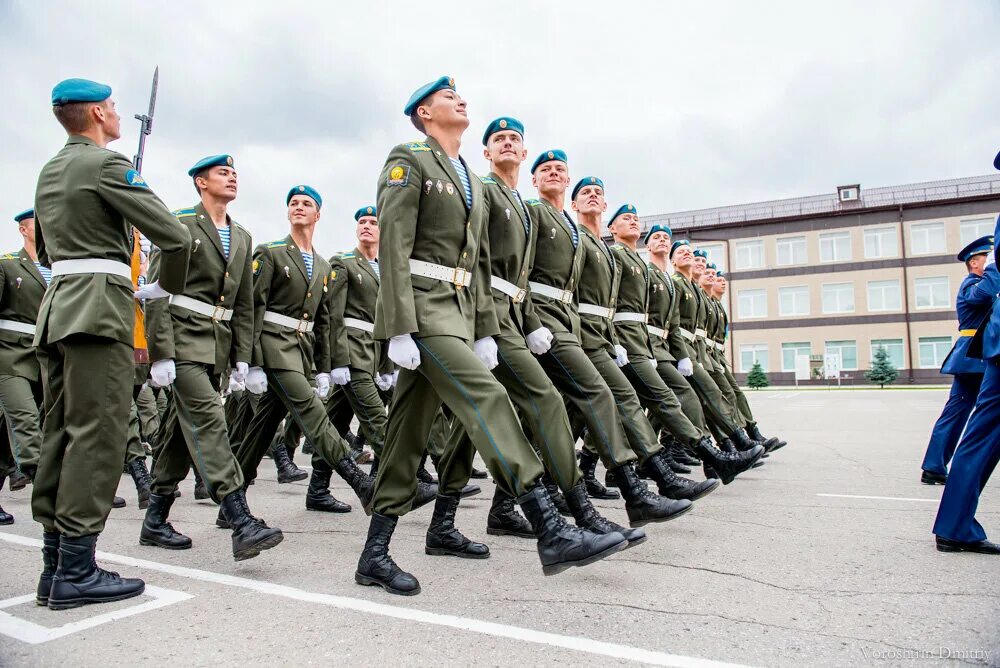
933;360;1000;542
921;373;982;475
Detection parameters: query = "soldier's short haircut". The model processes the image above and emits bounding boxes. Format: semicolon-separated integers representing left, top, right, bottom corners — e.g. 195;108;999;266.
52;101;94;133
410;112;426;134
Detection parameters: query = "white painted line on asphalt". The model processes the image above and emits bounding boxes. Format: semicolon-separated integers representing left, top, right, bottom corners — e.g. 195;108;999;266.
0;585;192;645
0;532;750;668
817;493;938;503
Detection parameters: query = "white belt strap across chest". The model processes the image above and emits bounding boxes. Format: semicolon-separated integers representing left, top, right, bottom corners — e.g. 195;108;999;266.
51;259;132;280
694;328;707;338
529;281;573;304
714;340;726;351
409;259;471;288
579;303;614;319
169;295;234;321
679;327;696;341
613;312;647;324
647;324;667;339
0;319;36;336
263;311;314;333
490;276;527;304
344;317;375;333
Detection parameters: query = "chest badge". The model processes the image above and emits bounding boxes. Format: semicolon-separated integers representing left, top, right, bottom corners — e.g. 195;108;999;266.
505;208;511;221
445;182;455;196
436;180;444;194
283;266;290;278
550;228;557;239
425;180;433;195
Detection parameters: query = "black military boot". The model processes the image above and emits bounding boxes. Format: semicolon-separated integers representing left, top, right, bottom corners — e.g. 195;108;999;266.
192;467;209;500
36;531;59;605
645;451;720;501
273;442;308;483
355;513;420;595
425;494;490;559
611;464;693;527
748;422;785;451
9;468;30;491
579;448;620;500
306;458;352;512
717;438;737;454
139;493;192;550
126;459;152;510
417;451;438;484
731;429;766;453
332;455;374;506
657;433;691;474
220;489;284;561
693;436;764;485
48;534;145;610
0;476;12;525
543;474;572;516
369;456;379;479
470;467;488;479
486;487;533;538
413;479;439;510
672;442;702;466
564;481;646;549
112;495;126;508
517;484;627;575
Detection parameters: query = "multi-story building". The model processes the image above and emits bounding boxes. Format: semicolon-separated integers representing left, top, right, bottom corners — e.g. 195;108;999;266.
635;174;1000;385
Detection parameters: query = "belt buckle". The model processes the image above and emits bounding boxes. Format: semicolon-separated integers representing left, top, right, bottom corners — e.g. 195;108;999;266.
560;289;572;303
607;309;616;320
513;287;527;304
211;305;227;321
296;319;310;333
452;267;470;288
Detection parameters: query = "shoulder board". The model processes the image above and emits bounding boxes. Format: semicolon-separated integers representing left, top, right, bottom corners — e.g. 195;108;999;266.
611;244;624;251
172;208;197;218
524;198;542;207
0;253;19;261
264;240;287;249
405;141;431;153
671;273;685;281
480;176;497;185
337;251;355;259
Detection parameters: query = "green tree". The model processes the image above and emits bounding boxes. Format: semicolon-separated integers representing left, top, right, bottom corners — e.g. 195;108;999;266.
865;346;898;388
747;360;769;389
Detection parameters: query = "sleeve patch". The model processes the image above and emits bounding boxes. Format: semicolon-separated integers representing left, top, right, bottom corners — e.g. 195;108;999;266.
252;259;262;276
125;170;149;188
387;164;410;187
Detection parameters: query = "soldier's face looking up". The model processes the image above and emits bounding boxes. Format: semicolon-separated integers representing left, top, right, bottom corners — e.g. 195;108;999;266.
611;213;641;242
196;166;238;202
17;219;35;246
692;256;706;278
97;99;122;140
287;196;320;227
647;231;671;255
484;131;527;169
673;245;693;268
571;184;606;217
532;161;570;199
716;278;727;296
417;89;469;131
356;216;379;245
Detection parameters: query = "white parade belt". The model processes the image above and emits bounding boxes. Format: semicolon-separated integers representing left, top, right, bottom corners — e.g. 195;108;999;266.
647;324;667;339
613;312;647;323
579;303;614;319
714;341;726;351
679;327;696;341
263;311;314;333
51;259;131;280
529;281;573;304
490;275;527;304
409;259;471;288
169;295;233;321
344;317;375;333
0;319;36;335
694;328;707;338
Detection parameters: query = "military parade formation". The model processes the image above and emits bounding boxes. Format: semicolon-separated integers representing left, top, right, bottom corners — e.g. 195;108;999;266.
0;72;995;614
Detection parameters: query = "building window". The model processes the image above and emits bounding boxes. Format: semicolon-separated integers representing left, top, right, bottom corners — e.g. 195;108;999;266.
821;282;855;314
825;340;858;371
870;338;905;369
781;342;811;372
734;240;764;270
778;285;809;316
740;344;769;373
864;227;897;259
918;336;952;368
914;276;950;309
737;288;767;319
819;232;851;263
775;236;807;266
960;218;994;247
867;279;902;312
699;243;725;271
910;222;945;255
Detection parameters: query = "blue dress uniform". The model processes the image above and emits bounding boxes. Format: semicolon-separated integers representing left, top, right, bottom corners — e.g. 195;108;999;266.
932;203;1000;553
919;235;994;483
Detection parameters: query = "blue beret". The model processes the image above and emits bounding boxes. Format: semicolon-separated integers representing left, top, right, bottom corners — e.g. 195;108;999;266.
608;203;637;228
716;270;726;278
692;249;708;259
643;224;672;245
994;150;1000;171
571;176;604;201
13;209;34;224
957;235;993;262
287;184;322;209
354;206;377;221
404;75;456;116
531;149;568;175
188;154;234;177
51;78;111;106
482;117;524;145
706;262;717;271
669;239;690;258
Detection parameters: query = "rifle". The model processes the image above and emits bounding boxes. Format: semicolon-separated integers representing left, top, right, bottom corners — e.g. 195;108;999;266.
133;66;158;174
132;66;159;366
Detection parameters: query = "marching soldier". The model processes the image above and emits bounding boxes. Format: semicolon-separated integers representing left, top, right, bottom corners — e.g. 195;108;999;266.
358;77;626;596
31;78;192;609
920;235;993;485
137;154;283;560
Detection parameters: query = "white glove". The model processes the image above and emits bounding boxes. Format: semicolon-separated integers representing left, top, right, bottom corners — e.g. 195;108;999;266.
376;373;393;391
388;334;421;370
224;373;244;396
677;357;694;377
233;361;249;384
314;372;331;399
649;358;658;369
614;344;629;367
331;367;351;386
139;234;152;256
474;336;499;370
133;280;172;300
150;358;176;387
526;327;554;355
246;366;268;394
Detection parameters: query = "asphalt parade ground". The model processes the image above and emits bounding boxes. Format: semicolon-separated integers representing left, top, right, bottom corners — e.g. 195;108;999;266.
0;389;997;667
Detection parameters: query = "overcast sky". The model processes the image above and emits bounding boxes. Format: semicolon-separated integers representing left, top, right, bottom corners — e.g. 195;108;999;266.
1;1;998;254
